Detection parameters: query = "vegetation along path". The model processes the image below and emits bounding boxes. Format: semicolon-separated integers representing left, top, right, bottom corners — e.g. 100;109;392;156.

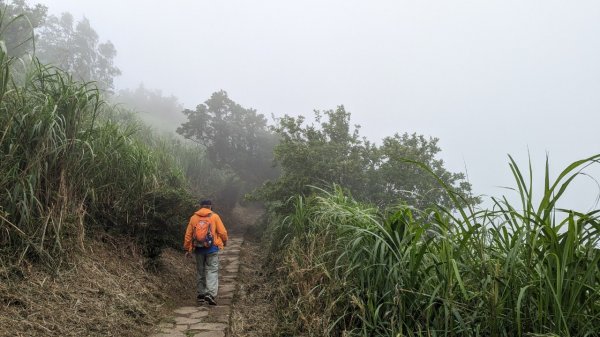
150;236;242;337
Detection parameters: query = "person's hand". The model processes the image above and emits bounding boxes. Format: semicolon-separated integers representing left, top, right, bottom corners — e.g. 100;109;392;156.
185;251;192;259
223;241;227;247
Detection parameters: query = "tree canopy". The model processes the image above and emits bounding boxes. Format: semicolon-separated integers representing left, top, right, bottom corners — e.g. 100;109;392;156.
37;12;120;90
256;106;478;209
0;1;120;90
177;90;278;187
0;0;47;57
116;84;185;133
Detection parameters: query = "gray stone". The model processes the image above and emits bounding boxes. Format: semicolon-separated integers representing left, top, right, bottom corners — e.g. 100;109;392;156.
189;310;209;319
174;324;190;332
150;331;187;337
188;332;225;337
173;306;200;315
219;284;236;292
174;316;200;325
188;322;228;331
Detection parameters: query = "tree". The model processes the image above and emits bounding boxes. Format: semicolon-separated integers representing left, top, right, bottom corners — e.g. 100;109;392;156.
257;106;478;210
256;106;371;203
115;84;185;133
177;90;278;188
375;133;478;209
36;12;120;90
0;0;48;58
0;2;120;90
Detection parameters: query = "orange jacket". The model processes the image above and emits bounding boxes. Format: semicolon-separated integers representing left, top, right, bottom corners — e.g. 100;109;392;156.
183;208;228;252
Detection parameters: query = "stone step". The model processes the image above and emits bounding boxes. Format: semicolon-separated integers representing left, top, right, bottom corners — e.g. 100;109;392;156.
150;237;244;337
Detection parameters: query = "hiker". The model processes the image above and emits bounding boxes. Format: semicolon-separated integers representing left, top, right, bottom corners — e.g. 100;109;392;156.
184;199;228;305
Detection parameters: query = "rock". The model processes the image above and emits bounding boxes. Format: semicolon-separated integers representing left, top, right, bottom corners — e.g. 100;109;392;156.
173;306;200;315
188;322;228;331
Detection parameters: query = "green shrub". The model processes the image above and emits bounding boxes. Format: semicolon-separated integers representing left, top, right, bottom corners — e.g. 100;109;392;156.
0;33;196;269
269;155;600;337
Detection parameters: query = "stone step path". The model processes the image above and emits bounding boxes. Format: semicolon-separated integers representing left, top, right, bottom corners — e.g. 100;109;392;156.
151;237;243;337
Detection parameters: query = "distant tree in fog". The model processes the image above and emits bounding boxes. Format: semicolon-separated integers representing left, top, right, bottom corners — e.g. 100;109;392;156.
256;106;370;204
0;1;120;90
116;84;185;133
0;0;47;57
36;12;120;90
256;106;478;209
374;133;479;209
177;90;279;187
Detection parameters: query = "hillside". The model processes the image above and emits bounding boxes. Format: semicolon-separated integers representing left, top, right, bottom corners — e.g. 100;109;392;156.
0;205;263;337
0;235;194;336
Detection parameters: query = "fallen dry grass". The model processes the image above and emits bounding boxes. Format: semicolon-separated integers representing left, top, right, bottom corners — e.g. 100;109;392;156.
229;224;280;337
0;204;266;337
0;234;195;337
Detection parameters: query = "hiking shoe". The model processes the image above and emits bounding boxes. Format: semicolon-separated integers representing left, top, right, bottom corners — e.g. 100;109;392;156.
205;294;217;306
196;294;206;303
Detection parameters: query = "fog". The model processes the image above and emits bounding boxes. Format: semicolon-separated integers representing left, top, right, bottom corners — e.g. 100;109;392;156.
38;0;600;209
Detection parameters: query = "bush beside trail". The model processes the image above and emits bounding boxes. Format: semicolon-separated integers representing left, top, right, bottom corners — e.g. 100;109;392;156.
0;45;196;270
0;13;246;334
265;156;600;337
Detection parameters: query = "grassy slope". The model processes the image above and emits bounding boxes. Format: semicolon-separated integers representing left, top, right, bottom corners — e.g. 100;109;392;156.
0;204;267;337
0;235;195;337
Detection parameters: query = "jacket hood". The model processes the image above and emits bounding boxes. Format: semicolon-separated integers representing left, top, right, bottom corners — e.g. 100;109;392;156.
194;208;212;217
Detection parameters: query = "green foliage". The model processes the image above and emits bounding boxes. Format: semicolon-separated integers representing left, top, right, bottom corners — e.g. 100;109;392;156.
113;87;238;212
255;107;369;207
177;90;278;188
137;126;238;219
0;1;120;90
268;155;600;336
0;17;194;269
0;0;47;58
257;105;476;210
376;133;479;209
37;12;121;90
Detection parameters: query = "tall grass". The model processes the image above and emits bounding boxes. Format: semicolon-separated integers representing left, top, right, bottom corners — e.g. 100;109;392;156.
0;19;202;270
269;155;600;336
0;49;103;268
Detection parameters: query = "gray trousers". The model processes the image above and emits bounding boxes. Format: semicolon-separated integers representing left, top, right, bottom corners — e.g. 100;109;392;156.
195;252;219;297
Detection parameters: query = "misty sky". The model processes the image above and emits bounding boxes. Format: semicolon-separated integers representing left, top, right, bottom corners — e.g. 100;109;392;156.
36;0;600;209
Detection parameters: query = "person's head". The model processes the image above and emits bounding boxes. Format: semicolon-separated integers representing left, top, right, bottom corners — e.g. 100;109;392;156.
200;199;212;209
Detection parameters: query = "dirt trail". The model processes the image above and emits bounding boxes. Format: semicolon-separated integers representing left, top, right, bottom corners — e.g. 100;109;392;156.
149;205;262;337
150;237;242;337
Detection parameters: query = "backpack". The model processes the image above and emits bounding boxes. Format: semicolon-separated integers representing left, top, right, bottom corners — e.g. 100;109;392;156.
192;214;214;248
